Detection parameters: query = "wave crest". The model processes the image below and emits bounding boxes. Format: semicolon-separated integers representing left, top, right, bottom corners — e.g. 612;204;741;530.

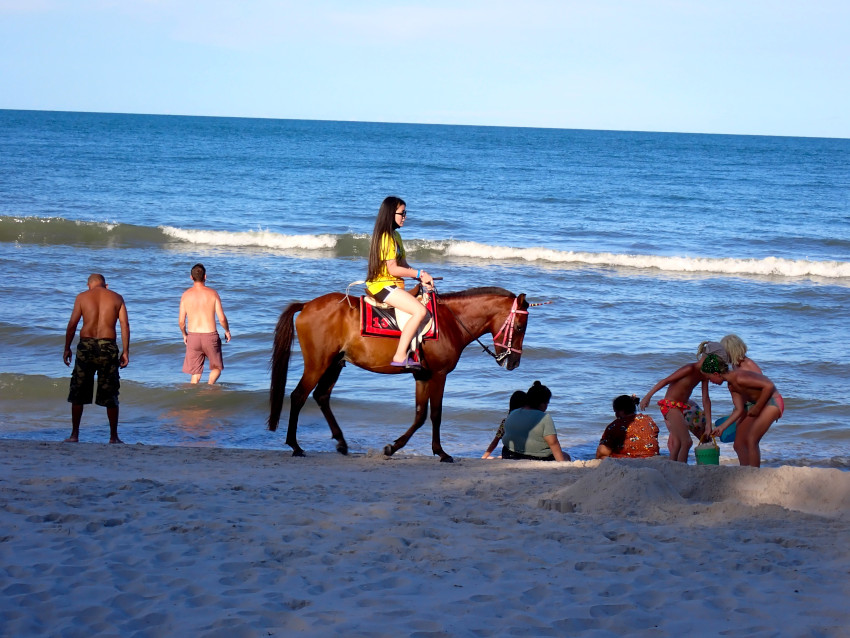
2;215;848;280
159;226;337;250
439;240;850;279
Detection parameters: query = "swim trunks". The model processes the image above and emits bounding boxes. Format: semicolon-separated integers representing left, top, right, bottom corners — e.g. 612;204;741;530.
183;332;223;375
68;338;120;408
657;399;706;438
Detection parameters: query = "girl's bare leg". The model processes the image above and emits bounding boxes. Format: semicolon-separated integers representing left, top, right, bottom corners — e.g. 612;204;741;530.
384;289;427;362
664;410;692;462
734;406;780;467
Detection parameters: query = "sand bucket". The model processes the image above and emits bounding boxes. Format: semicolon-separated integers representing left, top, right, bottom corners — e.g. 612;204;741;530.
695;437;720;465
715;416;737;443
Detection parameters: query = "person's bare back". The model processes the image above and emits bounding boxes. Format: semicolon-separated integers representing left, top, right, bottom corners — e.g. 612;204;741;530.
63;273;130;443
180;285;225;334
64;274;130;368
178;263;231;384
78;286;126;340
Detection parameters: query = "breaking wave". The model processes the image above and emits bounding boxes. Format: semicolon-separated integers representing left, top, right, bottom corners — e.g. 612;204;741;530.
3;215;848;280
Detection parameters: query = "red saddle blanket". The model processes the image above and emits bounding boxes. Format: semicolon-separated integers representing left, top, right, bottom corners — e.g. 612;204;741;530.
360;294;439;340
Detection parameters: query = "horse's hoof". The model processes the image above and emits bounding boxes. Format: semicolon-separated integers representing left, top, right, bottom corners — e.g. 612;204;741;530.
291;449;306;457
336;440;349;455
383;444;395;457
439;455;455;463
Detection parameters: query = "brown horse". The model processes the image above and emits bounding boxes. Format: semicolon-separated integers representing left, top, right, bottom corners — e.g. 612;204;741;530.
268;287;530;462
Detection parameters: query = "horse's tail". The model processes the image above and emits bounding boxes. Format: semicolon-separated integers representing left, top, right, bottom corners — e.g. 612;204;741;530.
268;301;305;432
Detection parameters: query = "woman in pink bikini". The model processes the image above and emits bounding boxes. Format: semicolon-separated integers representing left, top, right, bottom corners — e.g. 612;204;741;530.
702;354;784;467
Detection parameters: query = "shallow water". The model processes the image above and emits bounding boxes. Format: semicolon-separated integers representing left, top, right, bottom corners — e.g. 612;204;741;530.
1;110;848;467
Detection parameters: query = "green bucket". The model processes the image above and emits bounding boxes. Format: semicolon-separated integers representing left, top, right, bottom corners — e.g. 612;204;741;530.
695;442;720;465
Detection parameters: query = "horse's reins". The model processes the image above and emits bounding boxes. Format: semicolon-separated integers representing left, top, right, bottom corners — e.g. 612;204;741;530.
440;293;548;365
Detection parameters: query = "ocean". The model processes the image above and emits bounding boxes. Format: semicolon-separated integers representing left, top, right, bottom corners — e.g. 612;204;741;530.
1;109;848;467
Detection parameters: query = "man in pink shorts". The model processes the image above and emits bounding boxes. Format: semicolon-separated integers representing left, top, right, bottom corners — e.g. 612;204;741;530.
179;263;232;384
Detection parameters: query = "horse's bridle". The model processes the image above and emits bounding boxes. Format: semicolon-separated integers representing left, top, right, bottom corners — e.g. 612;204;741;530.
490;297;528;364
441;294;528;366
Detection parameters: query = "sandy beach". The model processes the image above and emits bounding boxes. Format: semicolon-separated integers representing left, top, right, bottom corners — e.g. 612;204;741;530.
1;439;848;637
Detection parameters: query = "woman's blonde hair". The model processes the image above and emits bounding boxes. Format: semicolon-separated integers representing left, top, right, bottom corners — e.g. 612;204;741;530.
721;334;748;366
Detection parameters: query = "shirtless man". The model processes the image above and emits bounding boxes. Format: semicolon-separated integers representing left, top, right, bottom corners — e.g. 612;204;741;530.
178;263;231;384
63;273;130;444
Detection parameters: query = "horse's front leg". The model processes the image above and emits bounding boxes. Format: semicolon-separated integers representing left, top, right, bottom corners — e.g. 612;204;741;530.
427;373;452;463
383;376;430;457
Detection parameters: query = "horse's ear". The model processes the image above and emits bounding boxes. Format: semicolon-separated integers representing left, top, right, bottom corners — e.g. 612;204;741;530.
517;293;528;309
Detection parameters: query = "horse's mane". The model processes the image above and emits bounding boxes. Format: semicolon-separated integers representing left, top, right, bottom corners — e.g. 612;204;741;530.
438;287;514;300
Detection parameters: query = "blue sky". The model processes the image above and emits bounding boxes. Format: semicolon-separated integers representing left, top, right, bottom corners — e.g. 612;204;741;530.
1;0;848;137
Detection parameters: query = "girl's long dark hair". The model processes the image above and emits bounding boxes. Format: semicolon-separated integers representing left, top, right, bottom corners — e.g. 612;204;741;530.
367;196;406;282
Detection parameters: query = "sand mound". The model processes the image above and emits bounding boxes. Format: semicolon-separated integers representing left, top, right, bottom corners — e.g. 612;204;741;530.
540;459;850;522
540;462;686;518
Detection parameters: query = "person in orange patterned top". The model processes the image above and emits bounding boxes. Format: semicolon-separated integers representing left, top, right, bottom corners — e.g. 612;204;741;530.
597;395;660;459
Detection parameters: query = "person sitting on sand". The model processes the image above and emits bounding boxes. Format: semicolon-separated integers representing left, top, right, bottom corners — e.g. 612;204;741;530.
639;342;722;462
482;390;526;459
63;273;130;444
702;354;784;467
596;395;659;459
501;381;570;461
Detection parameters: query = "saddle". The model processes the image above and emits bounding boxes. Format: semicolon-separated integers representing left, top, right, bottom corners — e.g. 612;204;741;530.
360;289;439;349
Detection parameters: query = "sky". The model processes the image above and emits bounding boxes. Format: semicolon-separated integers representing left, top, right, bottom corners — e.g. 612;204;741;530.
1;0;848;138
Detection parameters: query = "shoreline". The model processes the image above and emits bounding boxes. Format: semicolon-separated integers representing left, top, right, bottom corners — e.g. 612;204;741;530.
1;439;848;636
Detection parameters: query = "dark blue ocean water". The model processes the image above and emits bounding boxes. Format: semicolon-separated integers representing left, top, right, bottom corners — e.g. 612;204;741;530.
1;109;848;466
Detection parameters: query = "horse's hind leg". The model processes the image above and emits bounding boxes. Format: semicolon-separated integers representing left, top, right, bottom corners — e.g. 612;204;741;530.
286;378;313;457
287;347;342;456
313;356;348;455
383;377;430;457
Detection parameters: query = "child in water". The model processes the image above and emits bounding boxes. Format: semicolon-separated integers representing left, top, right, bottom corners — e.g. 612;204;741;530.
482;390;527;459
639;342;724;462
702;353;784;467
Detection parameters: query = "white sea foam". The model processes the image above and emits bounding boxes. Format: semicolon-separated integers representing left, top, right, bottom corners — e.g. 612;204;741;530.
440;240;850;279
71;219;117;232
160;226;337;250
156;227;850;279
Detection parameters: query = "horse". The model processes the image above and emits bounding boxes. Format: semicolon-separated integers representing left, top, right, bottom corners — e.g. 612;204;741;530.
268;287;531;462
